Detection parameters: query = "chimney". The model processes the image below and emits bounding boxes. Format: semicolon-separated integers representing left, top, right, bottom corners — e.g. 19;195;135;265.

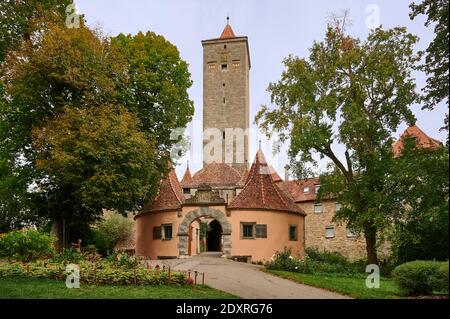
284;165;290;181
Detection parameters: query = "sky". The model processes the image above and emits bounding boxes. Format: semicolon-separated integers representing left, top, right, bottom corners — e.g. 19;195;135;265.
75;0;447;179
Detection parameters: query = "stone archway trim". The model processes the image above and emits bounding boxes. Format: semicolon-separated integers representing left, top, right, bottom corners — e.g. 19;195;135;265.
177;207;232;257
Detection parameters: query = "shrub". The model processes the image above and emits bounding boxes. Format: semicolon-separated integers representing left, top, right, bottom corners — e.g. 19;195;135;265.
0;229;55;262
50;247;83;264
106;251;138;269
392;260;448;295
305;247;348;265
93;212;133;252
266;248;363;276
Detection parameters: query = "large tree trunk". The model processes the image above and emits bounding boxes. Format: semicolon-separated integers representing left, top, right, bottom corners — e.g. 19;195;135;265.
50;218;65;251
364;225;379;265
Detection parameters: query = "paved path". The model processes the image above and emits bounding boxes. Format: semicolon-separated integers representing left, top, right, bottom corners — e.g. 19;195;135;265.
145;255;350;299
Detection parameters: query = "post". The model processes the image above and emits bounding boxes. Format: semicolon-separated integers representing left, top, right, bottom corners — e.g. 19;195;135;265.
202;272;205;285
134;267;137;286
194;271;198;285
188;271;191;284
168;266;171;284
94;262;97;286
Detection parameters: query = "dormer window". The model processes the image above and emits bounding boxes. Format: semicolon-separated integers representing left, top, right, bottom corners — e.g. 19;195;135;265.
183;188;190;194
303;187;310;193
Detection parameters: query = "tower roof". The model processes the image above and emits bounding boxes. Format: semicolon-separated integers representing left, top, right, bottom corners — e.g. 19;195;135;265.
220;22;236;39
180;164;194;188
392;125;442;156
236;166;249;187
139;163;184;214
229;150;306;215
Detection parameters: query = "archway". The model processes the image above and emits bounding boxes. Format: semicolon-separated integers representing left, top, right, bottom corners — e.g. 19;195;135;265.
177;207;231;257
206;220;222;252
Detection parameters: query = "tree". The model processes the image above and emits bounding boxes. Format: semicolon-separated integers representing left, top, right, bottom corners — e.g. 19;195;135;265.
256;20;420;264
385;139;449;263
1;18;194;241
32;105;158;224
0;0;72;64
111;31;194;172
410;0;449;111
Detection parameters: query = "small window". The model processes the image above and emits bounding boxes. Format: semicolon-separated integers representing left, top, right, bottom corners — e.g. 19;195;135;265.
183;188;190;194
314;203;323;214
241;223;255;239
223;97;226;104
224;45;227;49
255;224;267;238
223;131;225;139
347;227;357;238
162;224;172;240
221;64;228;71
325;227;335;238
335;203;342;211
303;187;310;193
208;63;216;71
315;184;321;194
223;83;226;87
153;226;161;239
289;225;298;241
232;60;240;69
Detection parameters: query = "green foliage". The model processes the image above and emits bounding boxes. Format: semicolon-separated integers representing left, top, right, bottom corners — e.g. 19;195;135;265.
0;229;55;262
387;144;449;263
255;15;422;264
93;212;133;252
392;260;448;295
0;0;72;64
106;251;139;269
50;247;83;264
410;0;449;111
265;248;362;276
0;260;187;286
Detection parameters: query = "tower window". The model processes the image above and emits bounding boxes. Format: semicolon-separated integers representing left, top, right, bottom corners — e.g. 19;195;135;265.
223;83;226;87
232;60;240;69
223;97;226;104
208;62;216;71
221;64;228;71
224;44;227;49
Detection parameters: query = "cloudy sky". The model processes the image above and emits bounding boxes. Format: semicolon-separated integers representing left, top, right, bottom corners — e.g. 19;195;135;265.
75;0;447;178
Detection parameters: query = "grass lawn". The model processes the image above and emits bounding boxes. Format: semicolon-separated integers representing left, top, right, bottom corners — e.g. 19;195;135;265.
0;277;238;299
265;270;402;299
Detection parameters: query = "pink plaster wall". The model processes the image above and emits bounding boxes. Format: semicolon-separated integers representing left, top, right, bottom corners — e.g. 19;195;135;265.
135;205;305;262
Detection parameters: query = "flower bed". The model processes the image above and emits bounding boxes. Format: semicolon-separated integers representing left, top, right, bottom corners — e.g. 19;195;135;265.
0;260;186;286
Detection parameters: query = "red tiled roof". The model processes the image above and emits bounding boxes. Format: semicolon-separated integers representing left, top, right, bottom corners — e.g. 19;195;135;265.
220;23;236;39
393;125;442;156
229;150;306;215
192;162;242;187
180;166;194;188
269;165;282;182
140;164;184;213
282;178;320;203
237;166;249;187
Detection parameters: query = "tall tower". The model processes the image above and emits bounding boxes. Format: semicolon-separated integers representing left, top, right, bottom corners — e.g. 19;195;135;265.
202;18;250;174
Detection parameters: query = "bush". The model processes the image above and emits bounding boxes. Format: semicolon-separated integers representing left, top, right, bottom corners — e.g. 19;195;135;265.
93;212;133;252
50;247;83;264
266;248;363;276
392;260;448;295
0;259;186;286
0;229;55;262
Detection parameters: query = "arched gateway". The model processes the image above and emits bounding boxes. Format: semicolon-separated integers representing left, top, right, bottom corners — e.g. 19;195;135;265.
177;207;232;257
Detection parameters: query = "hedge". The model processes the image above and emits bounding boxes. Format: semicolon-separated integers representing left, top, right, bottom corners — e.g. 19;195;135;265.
392;260;449;295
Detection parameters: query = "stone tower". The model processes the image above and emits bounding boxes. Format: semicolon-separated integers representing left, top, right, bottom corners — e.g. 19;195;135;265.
202;19;250;174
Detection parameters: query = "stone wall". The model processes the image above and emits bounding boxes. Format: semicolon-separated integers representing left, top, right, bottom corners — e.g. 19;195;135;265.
202;37;250;173
298;200;367;261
